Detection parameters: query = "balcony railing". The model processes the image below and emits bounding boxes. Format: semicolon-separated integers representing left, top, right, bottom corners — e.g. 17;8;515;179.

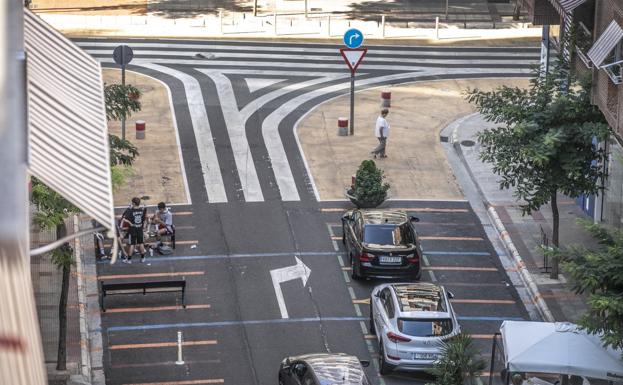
602;59;623;84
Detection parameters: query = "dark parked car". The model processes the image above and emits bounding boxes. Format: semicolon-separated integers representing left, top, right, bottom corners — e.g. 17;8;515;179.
279;353;371;385
341;209;422;280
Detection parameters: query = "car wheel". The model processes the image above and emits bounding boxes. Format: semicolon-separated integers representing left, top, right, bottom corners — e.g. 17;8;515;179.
379;344;393;375
369;303;375;335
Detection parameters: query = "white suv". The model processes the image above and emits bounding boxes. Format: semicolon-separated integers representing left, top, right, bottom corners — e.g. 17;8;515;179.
370;282;461;374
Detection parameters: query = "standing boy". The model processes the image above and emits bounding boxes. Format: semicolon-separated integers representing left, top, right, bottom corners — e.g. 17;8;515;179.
371;108;390;158
121;197;148;263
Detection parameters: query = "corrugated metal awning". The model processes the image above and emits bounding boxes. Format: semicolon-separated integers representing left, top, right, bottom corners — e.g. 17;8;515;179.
24;10;114;231
588;20;623;67
549;0;587;14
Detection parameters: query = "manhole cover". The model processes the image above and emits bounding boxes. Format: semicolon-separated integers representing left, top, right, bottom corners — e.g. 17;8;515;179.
461;140;476;147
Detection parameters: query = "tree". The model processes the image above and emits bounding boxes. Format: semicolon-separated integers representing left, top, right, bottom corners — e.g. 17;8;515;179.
465;69;610;278
104;83;141;122
545;220;623;351
31;177;80;371
427;333;486;385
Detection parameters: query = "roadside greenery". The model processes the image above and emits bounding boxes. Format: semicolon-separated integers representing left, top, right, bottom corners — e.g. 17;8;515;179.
352;160;390;208
545;220;623;351
465;68;610;278
427;333;486;385
31;177;80;371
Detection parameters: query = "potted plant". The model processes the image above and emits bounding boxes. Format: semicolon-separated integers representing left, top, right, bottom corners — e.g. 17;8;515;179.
345;160;390;208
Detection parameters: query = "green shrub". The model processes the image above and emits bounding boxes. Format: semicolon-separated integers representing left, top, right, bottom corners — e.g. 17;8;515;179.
353;160;390;207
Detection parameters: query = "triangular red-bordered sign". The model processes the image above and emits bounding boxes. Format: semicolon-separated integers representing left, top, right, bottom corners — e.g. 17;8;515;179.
340;48;367;74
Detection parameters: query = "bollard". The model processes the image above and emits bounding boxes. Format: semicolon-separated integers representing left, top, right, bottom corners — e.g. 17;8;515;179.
175;331;185;365
381;15;385;38
435;16;439;40
381;90;391;108
135;120;146;140
337;117;348;136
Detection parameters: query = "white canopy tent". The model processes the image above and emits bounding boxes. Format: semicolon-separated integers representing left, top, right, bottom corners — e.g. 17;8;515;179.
500;321;623;381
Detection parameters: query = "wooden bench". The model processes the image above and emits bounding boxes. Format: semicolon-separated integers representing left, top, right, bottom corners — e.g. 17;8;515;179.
99;279;186;312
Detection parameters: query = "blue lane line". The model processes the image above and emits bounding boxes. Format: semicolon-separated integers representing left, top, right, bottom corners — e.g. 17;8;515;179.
425;251;491;256
104;316;367;333
458;316;525;321
97;251;342;264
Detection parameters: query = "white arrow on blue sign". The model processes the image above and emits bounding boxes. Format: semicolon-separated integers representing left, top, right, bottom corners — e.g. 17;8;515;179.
343;28;364;49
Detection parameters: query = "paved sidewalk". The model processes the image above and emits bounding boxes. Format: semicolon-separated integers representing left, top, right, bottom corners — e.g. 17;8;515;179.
453;113;594;322
103;68;190;207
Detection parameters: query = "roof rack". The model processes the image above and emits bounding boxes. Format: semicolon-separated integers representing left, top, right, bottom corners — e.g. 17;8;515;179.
392;283;444;312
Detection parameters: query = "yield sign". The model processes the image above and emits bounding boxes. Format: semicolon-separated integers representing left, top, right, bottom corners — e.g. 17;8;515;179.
340;48;367;74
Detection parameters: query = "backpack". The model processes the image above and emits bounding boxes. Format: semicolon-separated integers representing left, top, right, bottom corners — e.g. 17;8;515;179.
157;244;173;255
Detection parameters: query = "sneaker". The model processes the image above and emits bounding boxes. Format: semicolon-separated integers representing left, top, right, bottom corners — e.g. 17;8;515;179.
122;257;132;264
140;255;146;263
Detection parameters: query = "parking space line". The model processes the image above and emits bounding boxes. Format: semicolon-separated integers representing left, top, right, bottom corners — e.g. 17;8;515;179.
425;251;491;256
115;211;194;218
97;251;342;264
458;316;525;321
423;266;498;272
320;208;469;213
110;340;217;350
111;359;221;369
420;236;483;241
104;304;210;314
451;299;516;304
175;240;199;245
98;271;204;280
352;299;370;305
125;380;224;385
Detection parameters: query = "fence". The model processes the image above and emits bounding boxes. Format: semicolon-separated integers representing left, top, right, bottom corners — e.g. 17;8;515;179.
39;11;541;41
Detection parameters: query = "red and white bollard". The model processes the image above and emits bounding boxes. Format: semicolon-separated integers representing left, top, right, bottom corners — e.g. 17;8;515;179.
338;117;349;136
135;120;146;139
381;90;391;108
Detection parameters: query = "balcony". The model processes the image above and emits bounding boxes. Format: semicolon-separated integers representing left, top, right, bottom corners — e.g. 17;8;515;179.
602;59;623;84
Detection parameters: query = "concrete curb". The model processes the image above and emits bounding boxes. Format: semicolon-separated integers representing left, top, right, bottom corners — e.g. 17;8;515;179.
449;115;555;322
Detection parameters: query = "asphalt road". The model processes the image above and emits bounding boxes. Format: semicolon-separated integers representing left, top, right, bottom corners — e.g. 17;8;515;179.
84;39;536;385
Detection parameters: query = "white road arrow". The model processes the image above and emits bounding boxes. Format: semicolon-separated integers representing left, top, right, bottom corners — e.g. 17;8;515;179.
270;257;312;319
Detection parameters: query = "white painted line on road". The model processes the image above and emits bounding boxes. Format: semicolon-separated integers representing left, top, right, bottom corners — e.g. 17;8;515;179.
326;223;340;251
270;257;312;319
206;72;264;202
139;64;227;203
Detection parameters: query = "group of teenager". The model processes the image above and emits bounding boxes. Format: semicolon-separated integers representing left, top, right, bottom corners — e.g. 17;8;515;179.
96;197;174;264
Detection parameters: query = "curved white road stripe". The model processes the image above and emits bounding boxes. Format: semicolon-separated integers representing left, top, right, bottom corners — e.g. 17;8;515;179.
207;72;264;202
198;69;349;201
140;63;228;203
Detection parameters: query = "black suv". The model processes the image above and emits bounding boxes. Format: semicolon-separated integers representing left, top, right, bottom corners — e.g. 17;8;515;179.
342;209;422;280
279;353;371;385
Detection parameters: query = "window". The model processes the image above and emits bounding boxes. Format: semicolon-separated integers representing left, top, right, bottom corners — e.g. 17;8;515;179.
397;318;453;337
381;288;395;318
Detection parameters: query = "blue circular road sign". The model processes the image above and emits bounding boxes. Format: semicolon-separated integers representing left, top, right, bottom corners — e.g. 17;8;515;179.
343;28;364;49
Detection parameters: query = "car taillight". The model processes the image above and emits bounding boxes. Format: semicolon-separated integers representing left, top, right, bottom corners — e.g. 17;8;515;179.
359;252;372;262
387;332;411;343
406;253;419;264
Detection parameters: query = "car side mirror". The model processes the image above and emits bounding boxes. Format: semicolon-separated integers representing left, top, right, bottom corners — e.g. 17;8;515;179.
360;360;370;367
410;216;420;222
447;291;455;299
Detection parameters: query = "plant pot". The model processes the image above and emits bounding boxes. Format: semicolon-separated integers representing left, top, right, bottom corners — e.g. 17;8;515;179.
344;188;386;209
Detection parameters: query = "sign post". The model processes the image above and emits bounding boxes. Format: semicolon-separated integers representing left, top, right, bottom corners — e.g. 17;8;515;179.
341;29;366;135
112;45;134;140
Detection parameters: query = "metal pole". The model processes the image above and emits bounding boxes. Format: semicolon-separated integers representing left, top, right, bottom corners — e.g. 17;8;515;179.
274;11;277;35
175;331;185;365
304;0;308;18
445;0;449;20
0;3;47;384
381;15;385;38
327;15;331;37
253;0;258;16
121;50;126;141
435;16;439;40
219;10;223;34
349;72;355;135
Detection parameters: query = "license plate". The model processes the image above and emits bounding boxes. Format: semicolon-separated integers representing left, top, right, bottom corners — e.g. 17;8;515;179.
413;352;439;360
379;256;402;264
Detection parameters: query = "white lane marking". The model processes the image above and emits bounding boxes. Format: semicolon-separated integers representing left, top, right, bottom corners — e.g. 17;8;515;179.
84;48;539;64
198;68;347;201
94;57;535;73
245;77;286;93
207;72;264;202
140;64;227;203
270;257;312;319
78;42;539;57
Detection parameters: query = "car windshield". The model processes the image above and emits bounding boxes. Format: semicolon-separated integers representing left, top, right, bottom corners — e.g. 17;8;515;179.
397;318;453;337
363;225;407;246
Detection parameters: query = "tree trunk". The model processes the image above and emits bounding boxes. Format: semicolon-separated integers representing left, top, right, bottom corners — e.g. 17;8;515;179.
550;191;560;279
56;222;68;371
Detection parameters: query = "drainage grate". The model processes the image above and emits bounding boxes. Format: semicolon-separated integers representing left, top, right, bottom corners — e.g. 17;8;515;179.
461;140;476;147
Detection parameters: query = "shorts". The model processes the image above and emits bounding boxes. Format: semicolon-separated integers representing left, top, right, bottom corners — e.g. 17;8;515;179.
127;227;144;245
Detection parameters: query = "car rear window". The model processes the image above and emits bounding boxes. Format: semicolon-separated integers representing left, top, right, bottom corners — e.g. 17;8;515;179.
397;318;453;337
363;225;403;245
